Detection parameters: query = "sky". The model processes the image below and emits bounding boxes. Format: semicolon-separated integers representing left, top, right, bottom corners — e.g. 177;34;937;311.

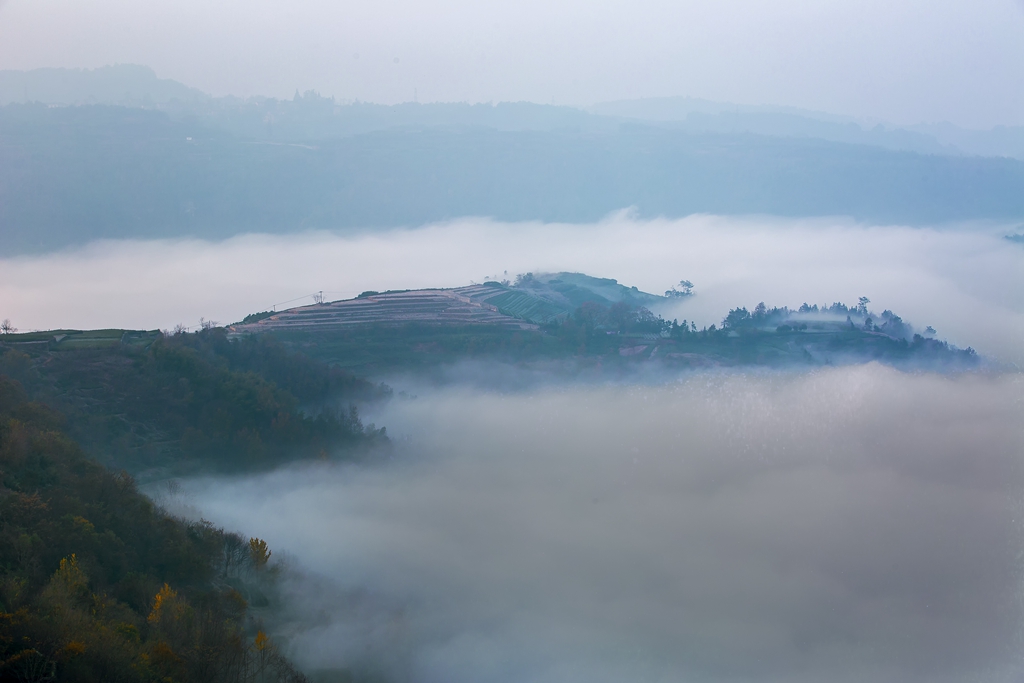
0;0;1022;128
2;216;1022;365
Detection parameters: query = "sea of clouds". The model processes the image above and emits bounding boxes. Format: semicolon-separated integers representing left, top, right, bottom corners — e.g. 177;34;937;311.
173;365;1024;683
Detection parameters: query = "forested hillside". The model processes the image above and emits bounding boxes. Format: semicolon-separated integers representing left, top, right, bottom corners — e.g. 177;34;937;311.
0;375;306;682
0;329;388;477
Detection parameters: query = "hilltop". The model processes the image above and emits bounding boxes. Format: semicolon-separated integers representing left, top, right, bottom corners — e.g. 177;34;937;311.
227;273;975;376
1;273;979;408
232;272;669;334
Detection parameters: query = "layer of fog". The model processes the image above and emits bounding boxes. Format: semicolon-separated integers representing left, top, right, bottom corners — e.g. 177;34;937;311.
174;365;1024;683
2;214;1022;364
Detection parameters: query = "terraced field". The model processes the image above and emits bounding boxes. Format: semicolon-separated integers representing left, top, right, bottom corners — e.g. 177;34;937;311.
481;289;567;324
231;273;672;335
0;329;160;350
231;285;542;333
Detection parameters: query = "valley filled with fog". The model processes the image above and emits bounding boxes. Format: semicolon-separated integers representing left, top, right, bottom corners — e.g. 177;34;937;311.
132;213;1023;680
168;365;1024;683
2;3;1022;680
8;208;1024;681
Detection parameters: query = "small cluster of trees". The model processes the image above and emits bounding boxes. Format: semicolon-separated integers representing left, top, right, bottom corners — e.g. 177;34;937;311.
240;311;276;325
513;272;536;287
548;301;677;354
545;295;961;360
796;298;871;317
0;319;15;335
721;302;792;330
573;301;666;335
666;319;718;340
795;300;935;342
664;280;693;298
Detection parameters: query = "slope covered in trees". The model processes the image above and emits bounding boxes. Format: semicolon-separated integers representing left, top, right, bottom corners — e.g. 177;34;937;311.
0;375;305;682
0;329;388;477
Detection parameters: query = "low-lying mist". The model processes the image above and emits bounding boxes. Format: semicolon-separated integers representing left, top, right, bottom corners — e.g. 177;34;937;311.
2;214;1022;364
174;364;1024;683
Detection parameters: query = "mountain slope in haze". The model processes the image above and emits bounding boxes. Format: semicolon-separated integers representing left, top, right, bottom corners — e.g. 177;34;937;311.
2;104;1022;253
0;64;208;107
6;65;1022;159
590;96;1024;159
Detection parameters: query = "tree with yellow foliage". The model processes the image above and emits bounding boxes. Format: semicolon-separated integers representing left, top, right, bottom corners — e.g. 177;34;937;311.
254;630;274;683
249;538;272;570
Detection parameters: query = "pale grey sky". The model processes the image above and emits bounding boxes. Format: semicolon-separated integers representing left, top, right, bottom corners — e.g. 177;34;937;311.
0;0;1022;127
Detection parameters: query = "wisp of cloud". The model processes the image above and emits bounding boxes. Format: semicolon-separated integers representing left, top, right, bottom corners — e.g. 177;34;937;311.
177;364;1024;683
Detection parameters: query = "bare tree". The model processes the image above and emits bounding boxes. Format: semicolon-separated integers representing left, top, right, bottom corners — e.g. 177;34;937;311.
0;319;16;334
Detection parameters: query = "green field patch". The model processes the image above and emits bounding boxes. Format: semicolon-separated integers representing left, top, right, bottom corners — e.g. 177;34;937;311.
484;290;568;324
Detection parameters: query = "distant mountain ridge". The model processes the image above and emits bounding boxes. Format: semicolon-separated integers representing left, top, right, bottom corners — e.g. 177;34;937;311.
592;96;1024;160
0;64;208;107
1;103;1022;253
2;66;1023;254
2;64;1022;159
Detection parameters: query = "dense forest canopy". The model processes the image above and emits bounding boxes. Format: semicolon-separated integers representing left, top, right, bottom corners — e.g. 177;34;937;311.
0;374;307;682
0;327;397;679
0;329;388;478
